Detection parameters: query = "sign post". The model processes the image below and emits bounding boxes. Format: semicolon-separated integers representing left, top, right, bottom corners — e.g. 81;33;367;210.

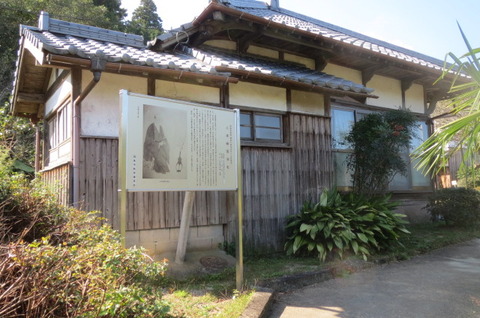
118;90;243;287
235;109;244;291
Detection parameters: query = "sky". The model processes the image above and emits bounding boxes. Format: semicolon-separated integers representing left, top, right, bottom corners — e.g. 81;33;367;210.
122;0;480;61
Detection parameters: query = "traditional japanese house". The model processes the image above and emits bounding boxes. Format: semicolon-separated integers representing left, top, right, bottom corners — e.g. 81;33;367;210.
11;0;461;254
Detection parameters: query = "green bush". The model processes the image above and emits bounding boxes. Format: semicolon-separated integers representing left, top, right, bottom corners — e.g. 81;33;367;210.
344;109;417;197
426;187;480;227
0;146;171;318
285;189;409;261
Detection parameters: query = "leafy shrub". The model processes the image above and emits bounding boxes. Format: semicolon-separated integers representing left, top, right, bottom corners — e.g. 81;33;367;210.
0;146;171;317
344;109;417;197
285;189;409;261
426;187;480;227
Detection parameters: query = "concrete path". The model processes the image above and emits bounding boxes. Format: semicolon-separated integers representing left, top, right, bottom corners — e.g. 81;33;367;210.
267;239;480;318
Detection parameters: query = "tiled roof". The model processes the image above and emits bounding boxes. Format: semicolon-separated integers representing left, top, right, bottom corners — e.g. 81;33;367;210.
218;0;446;71
22;27;224;76
183;46;374;94
18;13;375;97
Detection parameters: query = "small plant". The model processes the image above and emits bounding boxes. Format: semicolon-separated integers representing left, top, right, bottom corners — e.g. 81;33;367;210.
285;189;409;261
426;187;480;227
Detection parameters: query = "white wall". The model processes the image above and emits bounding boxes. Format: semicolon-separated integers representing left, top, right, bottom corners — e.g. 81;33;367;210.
323;63;362;84
230;82;286;111
247;45;279;59
126;225;224;255
291;90;324;115
366;74;403;109
81;72;147;137
284;53;316;70
203;39;237;50
45;73;71;116
156;80;219;104
405;83;425;113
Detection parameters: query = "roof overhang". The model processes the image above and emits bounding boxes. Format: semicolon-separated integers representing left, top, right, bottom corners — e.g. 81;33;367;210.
152;0;466;103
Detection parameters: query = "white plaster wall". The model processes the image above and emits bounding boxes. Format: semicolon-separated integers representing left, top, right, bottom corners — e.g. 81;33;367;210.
203;39;236;50
323;63;362;84
126;225;224;255
156;80;219;104
45;74;72;116
366;75;402;109
291;90;324;115
247;45;279;59
284;53;316;70
81;72;147;137
405;83;425;114
230;82;286;111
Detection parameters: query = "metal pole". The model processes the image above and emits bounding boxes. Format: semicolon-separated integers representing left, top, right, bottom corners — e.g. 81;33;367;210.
235;109;244;291
118;90;128;246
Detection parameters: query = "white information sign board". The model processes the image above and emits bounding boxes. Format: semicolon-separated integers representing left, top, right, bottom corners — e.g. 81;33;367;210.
119;90;238;191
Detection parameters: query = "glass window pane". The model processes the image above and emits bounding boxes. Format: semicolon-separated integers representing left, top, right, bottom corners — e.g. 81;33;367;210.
240;113;251;126
332;109;354;149
411;121;431;187
240;126;252;139
389;150;410;190
255;127;281;140
334;152;352;187
254;114;281;128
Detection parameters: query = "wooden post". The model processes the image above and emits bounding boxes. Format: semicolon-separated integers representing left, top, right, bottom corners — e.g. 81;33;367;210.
175;191;196;264
235;109;244;291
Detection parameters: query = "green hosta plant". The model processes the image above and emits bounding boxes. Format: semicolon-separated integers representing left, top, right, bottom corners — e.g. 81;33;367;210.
285;189;410;261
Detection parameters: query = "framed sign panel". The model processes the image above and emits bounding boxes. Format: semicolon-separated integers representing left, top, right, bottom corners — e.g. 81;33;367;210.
119;90;239;191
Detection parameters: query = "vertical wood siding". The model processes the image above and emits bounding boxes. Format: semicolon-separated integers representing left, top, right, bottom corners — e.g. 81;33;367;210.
78;114;332;252
41;163;71;206
233;114;333;252
79;137;119;229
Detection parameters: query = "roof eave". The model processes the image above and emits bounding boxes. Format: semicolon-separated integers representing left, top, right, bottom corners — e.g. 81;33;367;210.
215;65;378;99
188;2;455;81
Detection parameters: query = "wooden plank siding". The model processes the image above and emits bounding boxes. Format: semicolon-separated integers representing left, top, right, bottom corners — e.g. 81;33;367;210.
41;163;71;206
77;113;333;253
78;137;119;228
232;113;333;253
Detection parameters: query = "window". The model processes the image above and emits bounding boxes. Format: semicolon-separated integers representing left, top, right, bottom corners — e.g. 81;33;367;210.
47;105;71;148
332;106;431;191
332;108;372;187
240;111;283;143
45;102;71;167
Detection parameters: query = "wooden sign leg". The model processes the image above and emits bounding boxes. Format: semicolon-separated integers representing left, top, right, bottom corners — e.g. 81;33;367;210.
175;191;196;264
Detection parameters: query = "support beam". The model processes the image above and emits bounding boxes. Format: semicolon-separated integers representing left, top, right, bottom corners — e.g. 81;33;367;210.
17;93;45;104
175;191;196;264
314;55;329;72
426;91;444;115
361;66;381;86
401;78;415;109
237;27;264;53
147;77;156;96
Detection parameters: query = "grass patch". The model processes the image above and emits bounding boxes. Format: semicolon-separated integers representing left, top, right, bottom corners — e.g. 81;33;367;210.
164;222;480;317
382;222;480;261
163;290;253;318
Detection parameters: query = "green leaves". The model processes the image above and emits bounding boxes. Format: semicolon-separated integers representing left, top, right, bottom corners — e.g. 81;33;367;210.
414;25;480;176
285;189;410;262
426;187;480;227
344;109;417;197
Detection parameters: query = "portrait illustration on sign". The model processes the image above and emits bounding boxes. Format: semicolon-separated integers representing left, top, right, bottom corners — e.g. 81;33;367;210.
142;104;188;180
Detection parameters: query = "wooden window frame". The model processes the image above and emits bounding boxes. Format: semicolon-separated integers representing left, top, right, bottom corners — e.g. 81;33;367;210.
240;111;285;144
